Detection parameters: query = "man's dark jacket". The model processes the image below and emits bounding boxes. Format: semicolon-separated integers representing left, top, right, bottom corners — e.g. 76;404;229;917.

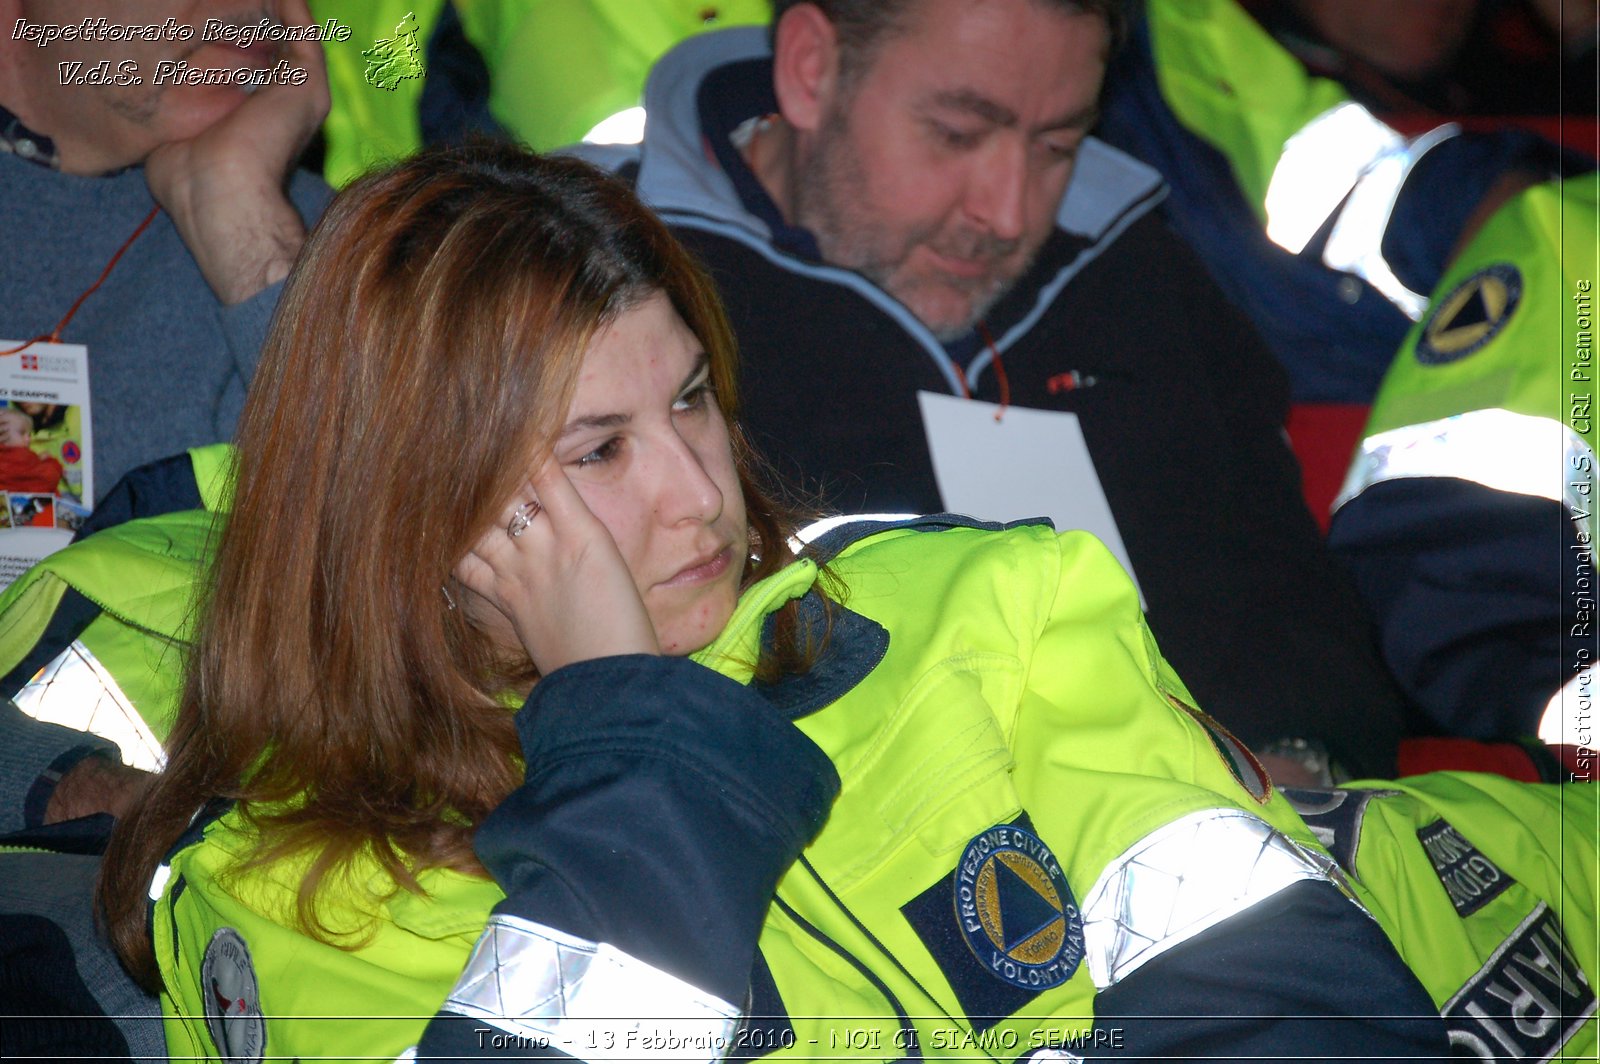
576;28;1411;777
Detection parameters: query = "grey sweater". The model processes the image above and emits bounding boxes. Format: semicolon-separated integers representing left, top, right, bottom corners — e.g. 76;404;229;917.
0;149;330;830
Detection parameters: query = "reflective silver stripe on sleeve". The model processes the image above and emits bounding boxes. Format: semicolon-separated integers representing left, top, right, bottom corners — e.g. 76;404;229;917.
1540;665;1597;751
11;639;164;771
1319;121;1458;321
1266;102;1404;255
442;914;741;1062
1080;808;1344;989
1333;409;1596;542
148;861;173;902
1264;101;1458;320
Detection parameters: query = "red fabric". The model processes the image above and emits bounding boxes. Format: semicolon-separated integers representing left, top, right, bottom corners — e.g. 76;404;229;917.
1285;403;1369;533
1397;737;1593;782
1398;737;1541;781
0;445;62;495
1386;114;1598;160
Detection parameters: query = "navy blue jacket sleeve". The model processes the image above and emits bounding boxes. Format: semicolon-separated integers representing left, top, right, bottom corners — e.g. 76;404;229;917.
417;654;840;1059
1329;478;1583;739
1086;880;1449;1061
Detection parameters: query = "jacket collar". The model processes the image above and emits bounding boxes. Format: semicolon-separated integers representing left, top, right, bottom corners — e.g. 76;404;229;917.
692;551;888;721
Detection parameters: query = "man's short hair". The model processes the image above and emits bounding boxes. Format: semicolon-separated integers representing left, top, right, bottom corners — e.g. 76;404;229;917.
771;0;1127;87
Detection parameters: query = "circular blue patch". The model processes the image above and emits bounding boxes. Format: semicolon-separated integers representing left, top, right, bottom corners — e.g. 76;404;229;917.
953;823;1083;990
1415;263;1523;366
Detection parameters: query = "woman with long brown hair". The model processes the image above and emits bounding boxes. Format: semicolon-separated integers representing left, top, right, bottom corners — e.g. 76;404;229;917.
93;143;1446;1061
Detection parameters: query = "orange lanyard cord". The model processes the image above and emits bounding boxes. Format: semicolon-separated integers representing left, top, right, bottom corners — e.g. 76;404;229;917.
0;205;161;357
951;362;971;399
970;322;1011;421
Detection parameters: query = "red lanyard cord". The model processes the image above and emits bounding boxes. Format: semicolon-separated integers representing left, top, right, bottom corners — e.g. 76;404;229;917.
0;205;161;356
952;322;1012;421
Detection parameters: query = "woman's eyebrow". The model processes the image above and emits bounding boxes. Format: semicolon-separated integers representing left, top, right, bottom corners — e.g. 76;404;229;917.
559;411;630;439
675;353;711;395
559;354;710;439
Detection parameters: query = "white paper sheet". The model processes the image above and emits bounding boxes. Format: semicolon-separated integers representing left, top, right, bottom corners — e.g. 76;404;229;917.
918;390;1144;606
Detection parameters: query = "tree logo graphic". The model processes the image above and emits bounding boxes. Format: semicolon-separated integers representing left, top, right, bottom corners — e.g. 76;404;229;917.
363;11;424;91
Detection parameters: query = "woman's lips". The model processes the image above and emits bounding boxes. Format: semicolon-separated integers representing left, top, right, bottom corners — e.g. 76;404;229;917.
661;546;734;589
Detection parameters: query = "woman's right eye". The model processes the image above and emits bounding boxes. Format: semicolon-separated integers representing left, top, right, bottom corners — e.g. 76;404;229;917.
576;437;623;467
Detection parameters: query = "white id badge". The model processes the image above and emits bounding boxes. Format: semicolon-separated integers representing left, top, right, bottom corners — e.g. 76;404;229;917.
917;390;1144;606
0;339;94;588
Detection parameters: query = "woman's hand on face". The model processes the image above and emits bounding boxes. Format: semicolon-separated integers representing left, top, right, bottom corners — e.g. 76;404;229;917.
454;458;659;674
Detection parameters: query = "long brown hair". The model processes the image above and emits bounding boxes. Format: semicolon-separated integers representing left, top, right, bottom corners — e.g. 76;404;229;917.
100;143;818;988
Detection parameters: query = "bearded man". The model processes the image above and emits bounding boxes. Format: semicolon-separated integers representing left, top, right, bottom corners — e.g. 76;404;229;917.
578;0;1411;785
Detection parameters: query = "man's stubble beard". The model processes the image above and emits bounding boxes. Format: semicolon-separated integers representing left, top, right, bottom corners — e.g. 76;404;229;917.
789;105;1037;343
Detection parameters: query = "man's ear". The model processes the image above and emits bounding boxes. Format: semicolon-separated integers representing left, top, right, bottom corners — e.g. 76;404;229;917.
772;3;841;133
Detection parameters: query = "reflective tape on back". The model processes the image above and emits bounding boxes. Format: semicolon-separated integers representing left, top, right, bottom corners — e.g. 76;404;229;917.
1334;409;1597;543
12;639;162;771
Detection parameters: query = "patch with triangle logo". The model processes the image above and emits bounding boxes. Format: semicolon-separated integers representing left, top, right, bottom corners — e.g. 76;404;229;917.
1415;263;1522;366
954;823;1084;991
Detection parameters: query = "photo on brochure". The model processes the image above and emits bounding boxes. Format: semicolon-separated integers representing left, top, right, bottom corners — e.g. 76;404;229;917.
0;341;94;588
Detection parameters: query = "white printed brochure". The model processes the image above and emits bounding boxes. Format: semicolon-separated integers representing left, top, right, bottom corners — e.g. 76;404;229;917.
0;340;92;588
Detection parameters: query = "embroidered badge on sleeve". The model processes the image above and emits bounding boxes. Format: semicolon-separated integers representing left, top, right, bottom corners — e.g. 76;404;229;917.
954;823;1084;992
1415;263;1523;366
201;927;266;1063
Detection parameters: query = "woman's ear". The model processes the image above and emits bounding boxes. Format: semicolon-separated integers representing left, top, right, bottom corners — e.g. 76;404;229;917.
772;3;843;134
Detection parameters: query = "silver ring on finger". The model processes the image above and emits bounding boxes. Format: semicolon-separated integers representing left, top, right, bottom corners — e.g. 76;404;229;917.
506;499;543;539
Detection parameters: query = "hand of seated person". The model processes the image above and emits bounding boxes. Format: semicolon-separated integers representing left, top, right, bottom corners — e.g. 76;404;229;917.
45;753;152;825
143;0;330;306
453;457;661;675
